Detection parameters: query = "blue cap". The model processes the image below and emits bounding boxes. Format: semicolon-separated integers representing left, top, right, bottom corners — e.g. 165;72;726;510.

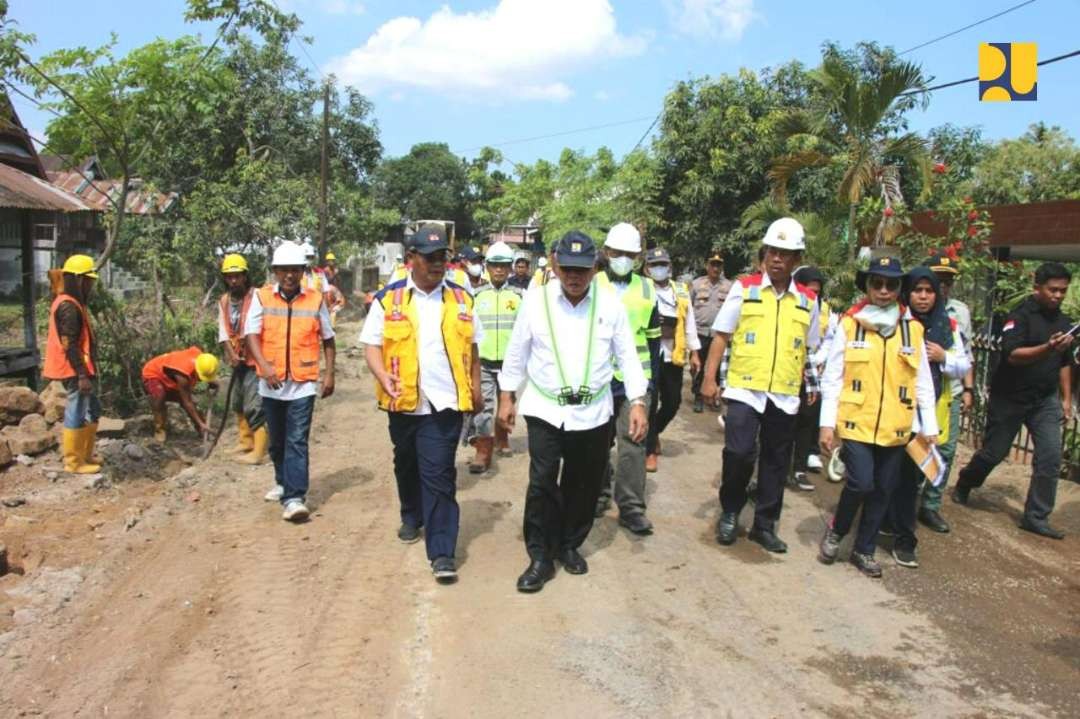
645;247;670;264
461;245;483;262
408;224;449;255
553;231;597;269
856;256;905;290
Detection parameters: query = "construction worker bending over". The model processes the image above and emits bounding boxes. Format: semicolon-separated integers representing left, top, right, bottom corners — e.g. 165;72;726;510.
817;257;938;578
498;231;648;593
218;254;267;464
245;240;336;522
141;347;220;442
43;254;102;474
360;224;483;584
701;218;820;554
464;241;523;473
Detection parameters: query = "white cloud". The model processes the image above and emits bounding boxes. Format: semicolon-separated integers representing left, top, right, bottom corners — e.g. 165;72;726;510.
668;0;756;40
321;0;365;15
327;0;646;102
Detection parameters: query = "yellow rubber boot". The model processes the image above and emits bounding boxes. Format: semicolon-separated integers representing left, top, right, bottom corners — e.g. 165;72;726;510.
237;425;269;465
231;414;254;454
152;408;168;443
84;421;103;465
63;427;101;474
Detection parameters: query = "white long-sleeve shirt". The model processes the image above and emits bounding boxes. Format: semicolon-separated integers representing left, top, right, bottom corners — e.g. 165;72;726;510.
819;314;939;437
498;280;647;431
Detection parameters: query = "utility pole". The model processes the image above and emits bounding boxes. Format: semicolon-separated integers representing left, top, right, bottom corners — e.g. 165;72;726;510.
318;80;330;260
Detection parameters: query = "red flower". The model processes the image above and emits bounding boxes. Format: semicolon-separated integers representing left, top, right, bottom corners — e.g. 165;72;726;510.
967;226;978;237
933;162;947;174
968;210;978;221
883;207;894;217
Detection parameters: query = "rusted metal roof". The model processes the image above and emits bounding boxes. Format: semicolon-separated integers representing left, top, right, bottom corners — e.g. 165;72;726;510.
0;162;91;212
48;170;177;214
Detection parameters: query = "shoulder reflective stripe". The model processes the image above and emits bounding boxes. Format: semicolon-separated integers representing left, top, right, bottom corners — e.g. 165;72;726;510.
900;319;911;349
747;285;761;301
261;307;321;318
855;325;866;342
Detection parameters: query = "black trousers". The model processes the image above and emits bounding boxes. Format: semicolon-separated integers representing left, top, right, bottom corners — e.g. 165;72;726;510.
691;334;720;397
523;416;611;561
720;399;798;529
791;385;820;473
647;361;685;454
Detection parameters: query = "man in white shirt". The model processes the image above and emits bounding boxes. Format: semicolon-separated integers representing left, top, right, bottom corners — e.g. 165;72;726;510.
498;231;648;594
360;225;484;584
642;247;701;473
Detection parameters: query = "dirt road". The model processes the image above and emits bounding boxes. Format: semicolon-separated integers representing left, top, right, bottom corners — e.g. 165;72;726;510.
2;320;1078;717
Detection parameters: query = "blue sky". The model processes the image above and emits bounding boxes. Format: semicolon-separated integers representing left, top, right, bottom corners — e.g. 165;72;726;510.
10;0;1080;168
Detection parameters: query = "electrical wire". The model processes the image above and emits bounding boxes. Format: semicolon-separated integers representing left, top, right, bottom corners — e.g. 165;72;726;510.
898;0;1038;55
459;116;656;152
901;47;1080;95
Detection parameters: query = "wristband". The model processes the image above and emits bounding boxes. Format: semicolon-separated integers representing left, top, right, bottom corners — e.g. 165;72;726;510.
629;397;647;408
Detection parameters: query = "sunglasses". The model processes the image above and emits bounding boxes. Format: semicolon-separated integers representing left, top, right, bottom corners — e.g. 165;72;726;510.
867;276;901;291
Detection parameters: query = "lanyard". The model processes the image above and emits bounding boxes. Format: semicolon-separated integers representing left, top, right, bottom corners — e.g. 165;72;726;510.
541;279;599;391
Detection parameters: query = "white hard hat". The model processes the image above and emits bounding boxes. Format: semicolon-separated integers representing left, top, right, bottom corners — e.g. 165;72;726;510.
762;217;806;251
395;254;403;261
538;257;548;268
301;242;316;259
485;241;514;263
272;241;307;267
604;222;642;253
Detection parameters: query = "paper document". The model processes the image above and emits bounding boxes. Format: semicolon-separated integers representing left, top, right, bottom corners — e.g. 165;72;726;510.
906;437;948;487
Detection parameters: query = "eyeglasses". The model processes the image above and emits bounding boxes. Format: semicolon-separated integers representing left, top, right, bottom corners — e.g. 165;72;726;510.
867;276;900;291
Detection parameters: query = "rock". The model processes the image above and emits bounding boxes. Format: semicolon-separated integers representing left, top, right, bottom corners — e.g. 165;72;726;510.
0;438;10;467
19;413;48;434
125;414;154;436
12;608;38;626
2;497;26;508
39;382;68;425
0;387;45;425
83;474;107;490
187;490;201;503
123;507;141;530
122;443;147;461
96;417;126;438
45;471;59;482
0;425;57;456
15;454;33;466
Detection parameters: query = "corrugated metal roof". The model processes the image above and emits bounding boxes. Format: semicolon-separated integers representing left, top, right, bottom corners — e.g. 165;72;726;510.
0;163;91;212
48;170;176;214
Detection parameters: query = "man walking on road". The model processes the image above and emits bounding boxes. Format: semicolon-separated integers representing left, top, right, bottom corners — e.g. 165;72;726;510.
953;262;1074;539
464;241;523;472
498;231;648;593
361;224;484;584
643;247;701;473
700;218;820;554
595;222;661;535
245;240;337;523
691;251;732;413
218;254;267;465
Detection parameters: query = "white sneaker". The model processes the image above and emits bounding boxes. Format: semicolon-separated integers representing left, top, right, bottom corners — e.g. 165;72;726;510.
264;485;283;502
807;454;823;471
717;414;725;429
282;499;309;522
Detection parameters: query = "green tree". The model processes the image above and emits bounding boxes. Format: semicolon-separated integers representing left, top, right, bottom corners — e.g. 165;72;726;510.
372;142;471;231
968;123;1080;205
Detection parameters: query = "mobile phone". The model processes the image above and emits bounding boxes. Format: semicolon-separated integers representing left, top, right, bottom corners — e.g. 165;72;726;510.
1064;322;1080;338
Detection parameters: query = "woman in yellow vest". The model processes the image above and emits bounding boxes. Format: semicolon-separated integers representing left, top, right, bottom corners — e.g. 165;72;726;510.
817;257;939;578
887;266;970;568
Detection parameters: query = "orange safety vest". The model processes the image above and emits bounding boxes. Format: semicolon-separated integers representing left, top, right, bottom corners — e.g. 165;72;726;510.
254;286;325;383
219;289;256;367
142;346;202;391
43;294;95;380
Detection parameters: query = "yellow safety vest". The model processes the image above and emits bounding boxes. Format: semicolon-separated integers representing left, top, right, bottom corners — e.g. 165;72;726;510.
375;281;475;413
659;281;691;367
596;272;659;381
836;315;925;447
726;275;813;396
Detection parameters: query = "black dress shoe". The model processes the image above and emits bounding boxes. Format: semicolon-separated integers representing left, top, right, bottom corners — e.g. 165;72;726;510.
516;559;556;593
951;485;971;506
918;507;951;534
748;526;788;553
397;523;421;543
619;512;654;535
1019;517;1065;540
716;511;738;545
558;548;588;575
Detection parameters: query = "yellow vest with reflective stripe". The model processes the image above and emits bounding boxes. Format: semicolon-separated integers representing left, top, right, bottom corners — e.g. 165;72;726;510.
726;276;812;396
836;315;925;447
375;281;475;413
596;272;658;380
665;281;691;367
474;283;522;362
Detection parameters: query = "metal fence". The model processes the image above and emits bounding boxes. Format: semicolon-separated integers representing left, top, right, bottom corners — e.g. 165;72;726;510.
961;332;1080;479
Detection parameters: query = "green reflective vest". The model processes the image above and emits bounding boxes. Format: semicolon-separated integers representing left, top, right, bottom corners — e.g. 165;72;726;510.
474;282;524;362
596;272;659;381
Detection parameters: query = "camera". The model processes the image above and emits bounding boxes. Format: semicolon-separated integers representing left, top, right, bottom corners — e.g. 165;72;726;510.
557;386;594;406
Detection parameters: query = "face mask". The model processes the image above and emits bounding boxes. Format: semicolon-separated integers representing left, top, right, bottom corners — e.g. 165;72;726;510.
649;266;671;282
467;264;483;278
609;256;635;277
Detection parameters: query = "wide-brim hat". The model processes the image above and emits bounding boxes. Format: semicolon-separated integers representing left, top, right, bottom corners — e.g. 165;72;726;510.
855;255;905;291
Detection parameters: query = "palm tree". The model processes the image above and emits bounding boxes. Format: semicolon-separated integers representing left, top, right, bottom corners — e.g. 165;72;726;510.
768;45;932;256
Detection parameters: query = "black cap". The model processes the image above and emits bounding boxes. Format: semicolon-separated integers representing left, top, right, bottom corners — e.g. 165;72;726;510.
408;224;450;255
462;245;483;262
924;251;959;275
553;231;597;269
645;247;670;264
856;256;905;291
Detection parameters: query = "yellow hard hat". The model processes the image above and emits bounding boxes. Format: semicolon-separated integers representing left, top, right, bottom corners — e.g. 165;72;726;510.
221;254;248;274
325;252;337;261
194;353;219;382
62;254;98;279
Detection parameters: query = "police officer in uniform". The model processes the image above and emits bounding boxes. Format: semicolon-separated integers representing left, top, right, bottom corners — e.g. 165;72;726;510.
700;218;820;553
498;232;648;593
691;250;732;412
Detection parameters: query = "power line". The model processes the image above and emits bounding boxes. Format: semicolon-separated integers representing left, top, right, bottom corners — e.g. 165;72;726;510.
266;0;326;79
901;47;1080;95
899;0;1038;55
459;116;655;153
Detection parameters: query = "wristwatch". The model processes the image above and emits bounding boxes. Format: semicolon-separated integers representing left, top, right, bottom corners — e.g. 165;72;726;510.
629;396;647;408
